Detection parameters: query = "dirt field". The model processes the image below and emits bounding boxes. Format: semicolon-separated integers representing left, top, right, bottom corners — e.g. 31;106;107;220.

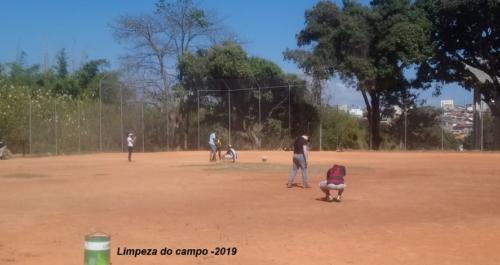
1;151;500;265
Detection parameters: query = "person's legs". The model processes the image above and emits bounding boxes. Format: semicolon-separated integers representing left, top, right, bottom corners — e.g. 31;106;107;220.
336;187;345;201
319;180;330;197
209;144;216;161
301;167;310;188
328;183;345;201
128;147;132;161
294;154;309;188
287;156;300;187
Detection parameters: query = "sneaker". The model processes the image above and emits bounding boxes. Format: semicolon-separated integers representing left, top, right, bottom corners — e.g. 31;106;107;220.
303;184;311;189
287;183;293;188
326;195;333;201
336;195;343;202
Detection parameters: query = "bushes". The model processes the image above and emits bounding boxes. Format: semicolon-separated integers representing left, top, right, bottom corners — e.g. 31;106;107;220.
320;108;367;150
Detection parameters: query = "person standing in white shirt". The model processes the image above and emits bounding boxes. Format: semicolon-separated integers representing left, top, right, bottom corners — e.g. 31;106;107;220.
127;133;136;162
208;131;217;162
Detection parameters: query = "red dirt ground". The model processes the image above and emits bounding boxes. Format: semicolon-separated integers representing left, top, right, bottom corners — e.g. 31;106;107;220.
1;151;500;265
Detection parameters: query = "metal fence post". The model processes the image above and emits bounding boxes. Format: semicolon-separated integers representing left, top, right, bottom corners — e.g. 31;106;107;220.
197;90;200;150
99;80;102;152
166;92;169;151
288;84;291;132
54;99;58;155
441;107;444;151
258;86;261;131
404;108;407;151
78;100;81;153
481;102;484;151
142;101;145;152
228;87;231;145
319;122;322;151
120;84;124;153
29;96;32;154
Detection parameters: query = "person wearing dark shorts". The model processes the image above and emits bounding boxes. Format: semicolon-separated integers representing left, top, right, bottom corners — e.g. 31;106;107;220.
287;134;310;188
215;136;223;160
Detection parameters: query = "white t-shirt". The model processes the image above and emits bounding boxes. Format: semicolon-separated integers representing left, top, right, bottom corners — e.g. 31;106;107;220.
208;133;216;145
228;148;237;159
127;136;134;147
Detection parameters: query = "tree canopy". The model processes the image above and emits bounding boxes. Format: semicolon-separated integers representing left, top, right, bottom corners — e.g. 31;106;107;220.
179;42;319;149
415;0;500;148
285;0;432;149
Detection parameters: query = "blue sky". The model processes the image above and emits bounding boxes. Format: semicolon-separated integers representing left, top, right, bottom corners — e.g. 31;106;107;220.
0;0;471;106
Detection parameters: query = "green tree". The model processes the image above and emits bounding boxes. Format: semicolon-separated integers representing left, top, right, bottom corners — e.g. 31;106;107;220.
415;0;500;149
76;59;109;91
179;42;319;149
322;107;367;150
0;81;29;153
54;48;68;79
113;0;226;149
285;0;432;150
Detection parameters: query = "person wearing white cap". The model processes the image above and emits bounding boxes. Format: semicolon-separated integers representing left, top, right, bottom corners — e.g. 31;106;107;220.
287;133;310;188
127;133;136;162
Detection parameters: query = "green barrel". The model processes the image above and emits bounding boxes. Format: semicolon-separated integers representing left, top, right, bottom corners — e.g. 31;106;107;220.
84;233;110;265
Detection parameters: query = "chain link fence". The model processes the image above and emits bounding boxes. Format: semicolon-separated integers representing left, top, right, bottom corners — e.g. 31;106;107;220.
1;80;495;155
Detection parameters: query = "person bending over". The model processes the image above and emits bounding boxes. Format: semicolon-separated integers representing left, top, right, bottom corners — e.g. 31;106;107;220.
223;145;238;163
319;164;346;201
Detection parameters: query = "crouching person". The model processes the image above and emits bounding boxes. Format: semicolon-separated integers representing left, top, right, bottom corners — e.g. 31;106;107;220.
319;164;346;202
223;145;238;163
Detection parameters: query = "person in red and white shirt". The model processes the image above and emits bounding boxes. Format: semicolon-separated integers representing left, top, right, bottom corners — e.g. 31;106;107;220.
319;164;346;201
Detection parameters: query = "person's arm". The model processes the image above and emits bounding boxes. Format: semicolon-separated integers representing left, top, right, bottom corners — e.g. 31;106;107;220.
303;144;308;167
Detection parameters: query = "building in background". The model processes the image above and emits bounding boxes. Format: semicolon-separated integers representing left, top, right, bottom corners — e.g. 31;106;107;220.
441;99;454;110
349;108;363;118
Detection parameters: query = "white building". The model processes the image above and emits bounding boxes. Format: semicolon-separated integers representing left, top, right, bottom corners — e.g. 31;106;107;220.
441;99;454;110
349;108;364;118
338;105;349;112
